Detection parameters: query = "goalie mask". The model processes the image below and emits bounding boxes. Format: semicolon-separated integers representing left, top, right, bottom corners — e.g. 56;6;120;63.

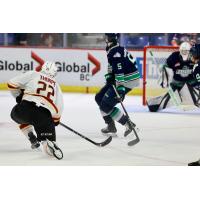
179;42;191;61
41;61;58;78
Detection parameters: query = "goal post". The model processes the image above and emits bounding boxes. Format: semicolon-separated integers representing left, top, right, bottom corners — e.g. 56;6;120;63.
143;46;179;105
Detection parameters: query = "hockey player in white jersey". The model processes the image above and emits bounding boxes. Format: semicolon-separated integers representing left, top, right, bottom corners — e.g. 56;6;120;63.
7;62;64;160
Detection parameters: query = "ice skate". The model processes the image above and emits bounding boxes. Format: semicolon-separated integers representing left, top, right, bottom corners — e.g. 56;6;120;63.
188;160;200;166
42;140;63;160
124;120;139;137
101;122;117;137
27;132;40;149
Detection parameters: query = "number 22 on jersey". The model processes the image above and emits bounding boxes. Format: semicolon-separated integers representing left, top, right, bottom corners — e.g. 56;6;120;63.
36;81;55;102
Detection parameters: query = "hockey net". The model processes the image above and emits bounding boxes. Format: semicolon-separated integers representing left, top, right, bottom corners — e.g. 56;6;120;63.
143;46;179;105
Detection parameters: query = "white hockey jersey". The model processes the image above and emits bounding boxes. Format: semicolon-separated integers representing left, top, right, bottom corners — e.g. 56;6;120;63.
8;71;64;122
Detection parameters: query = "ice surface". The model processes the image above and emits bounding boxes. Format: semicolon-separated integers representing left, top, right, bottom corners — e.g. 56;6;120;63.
0;91;200;166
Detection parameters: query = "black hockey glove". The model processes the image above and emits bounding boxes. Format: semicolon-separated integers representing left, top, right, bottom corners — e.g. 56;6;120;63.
16;89;24;104
54;121;60;126
116;85;126;102
105;73;115;85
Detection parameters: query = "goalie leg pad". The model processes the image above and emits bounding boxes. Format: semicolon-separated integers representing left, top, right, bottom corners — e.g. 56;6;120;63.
147;103;160;112
147;93;170;112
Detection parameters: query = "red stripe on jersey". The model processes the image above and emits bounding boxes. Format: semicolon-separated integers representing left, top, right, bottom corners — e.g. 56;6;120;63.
19;124;30;130
7;83;19;89
53;116;60;120
52;116;60;122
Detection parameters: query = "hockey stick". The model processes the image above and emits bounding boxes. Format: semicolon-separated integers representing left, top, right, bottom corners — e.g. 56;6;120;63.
112;85;140;146
149;50;169;87
59;122;112;147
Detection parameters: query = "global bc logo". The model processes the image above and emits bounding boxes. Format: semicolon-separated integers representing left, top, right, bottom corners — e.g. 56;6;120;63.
32;51;101;81
0;50;101;81
0;51;44;71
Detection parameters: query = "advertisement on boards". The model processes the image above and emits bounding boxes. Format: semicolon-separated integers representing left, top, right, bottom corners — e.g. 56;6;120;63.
0;47;143;88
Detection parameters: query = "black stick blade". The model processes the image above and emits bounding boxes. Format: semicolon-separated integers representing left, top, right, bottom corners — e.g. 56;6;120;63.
128;137;140;146
125;127;140;146
98;136;112;147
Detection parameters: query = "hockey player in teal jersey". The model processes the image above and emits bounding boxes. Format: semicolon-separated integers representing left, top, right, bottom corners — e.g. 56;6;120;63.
95;34;140;137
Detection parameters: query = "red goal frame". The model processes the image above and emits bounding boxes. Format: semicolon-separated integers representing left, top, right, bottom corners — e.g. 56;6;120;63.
142;46;179;105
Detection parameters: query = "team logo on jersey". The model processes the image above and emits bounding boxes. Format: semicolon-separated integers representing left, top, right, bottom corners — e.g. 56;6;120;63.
113;52;121;58
176;66;193;77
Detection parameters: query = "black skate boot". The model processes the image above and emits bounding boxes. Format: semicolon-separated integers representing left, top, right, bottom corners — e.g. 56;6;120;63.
101;122;117;137
124;120;138;137
44;140;63;160
28;132;40;149
188;160;200;166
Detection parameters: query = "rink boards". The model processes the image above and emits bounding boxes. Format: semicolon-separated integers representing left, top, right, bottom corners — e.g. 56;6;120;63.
0;46;143;95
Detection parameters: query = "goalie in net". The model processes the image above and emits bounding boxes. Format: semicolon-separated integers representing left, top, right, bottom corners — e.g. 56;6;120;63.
146;42;200;112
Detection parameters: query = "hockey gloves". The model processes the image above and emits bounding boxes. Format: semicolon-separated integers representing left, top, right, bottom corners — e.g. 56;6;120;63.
105;73;115;85
116;85;126;102
16;89;24;104
54;121;60;126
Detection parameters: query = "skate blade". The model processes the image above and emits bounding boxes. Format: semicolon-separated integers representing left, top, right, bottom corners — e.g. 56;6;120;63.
53;149;63;160
46;140;63;160
43;144;54;157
